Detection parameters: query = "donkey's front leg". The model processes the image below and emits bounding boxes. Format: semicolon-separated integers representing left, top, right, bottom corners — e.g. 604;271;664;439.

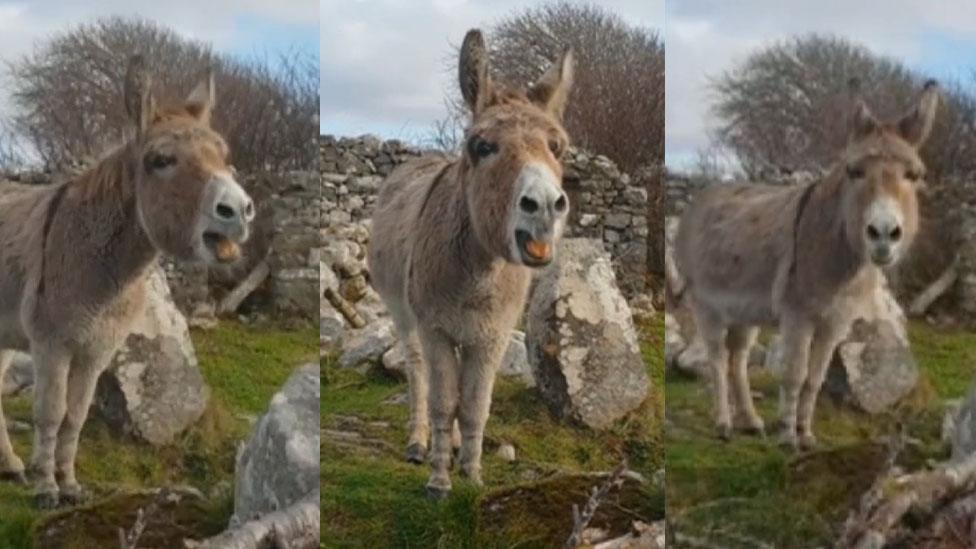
456;338;507;486
777;318;815;450
403;333;431;464
55;345;116;505
795;322;846;450
419;329;460;499
27;343;72;509
0;351;26;484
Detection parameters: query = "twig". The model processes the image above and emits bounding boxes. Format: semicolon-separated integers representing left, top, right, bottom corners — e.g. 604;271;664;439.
218;259;270;315
908;256;958;316
565;460;629;549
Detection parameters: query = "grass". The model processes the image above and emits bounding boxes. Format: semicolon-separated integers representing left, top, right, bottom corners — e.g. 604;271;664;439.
666;320;974;548
0;321;317;549
321;315;663;548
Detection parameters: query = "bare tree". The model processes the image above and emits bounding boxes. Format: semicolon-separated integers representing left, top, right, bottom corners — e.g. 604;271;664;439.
711;34;976;181
6;16;317;172
429;2;664;174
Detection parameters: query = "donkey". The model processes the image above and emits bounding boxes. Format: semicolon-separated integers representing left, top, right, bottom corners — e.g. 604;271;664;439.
368;29;573;497
0;56;254;507
675;80;940;450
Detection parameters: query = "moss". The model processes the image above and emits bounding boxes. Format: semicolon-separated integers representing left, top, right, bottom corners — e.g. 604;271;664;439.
322;314;663;547
0;321;313;549
666;322;968;547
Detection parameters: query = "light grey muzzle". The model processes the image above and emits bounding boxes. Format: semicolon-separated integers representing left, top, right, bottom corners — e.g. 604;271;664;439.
207;175;255;242
512;162;569;266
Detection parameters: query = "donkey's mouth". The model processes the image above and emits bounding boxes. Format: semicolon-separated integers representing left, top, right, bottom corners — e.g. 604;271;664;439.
515;229;553;267
203;231;242;264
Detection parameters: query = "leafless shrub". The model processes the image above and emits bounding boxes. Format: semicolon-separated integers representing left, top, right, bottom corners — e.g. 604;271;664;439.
6;16;317;172
429;2;664;174
711;34;976;181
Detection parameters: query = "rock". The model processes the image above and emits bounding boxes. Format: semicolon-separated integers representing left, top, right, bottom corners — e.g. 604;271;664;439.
763;335;785;374
526;238;650;430
320;300;345;354
1;352;33;396
381;342;408;377
233;363;319;525
675;335;708;376
664;313;686;369
951;382;976;460
823;289;919;414
339;319;395;369
497;443;516;462
95;267;209;446
499;331;534;387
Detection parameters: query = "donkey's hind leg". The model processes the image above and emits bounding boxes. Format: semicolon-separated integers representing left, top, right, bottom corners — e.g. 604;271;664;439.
696;312;732;440
402;332;430;464
55;345;115;505
27;343;71;509
0;350;26;484
727;326;764;436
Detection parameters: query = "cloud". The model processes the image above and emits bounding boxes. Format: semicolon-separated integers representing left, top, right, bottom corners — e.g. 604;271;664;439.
320;0;664;138
666;0;976;168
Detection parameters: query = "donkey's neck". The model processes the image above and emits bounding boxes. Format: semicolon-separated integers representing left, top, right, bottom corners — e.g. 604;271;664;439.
52;143;158;295
787;166;868;308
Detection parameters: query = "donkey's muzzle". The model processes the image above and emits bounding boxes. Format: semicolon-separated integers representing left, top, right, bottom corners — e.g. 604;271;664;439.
515;229;553;266
199;175;255;264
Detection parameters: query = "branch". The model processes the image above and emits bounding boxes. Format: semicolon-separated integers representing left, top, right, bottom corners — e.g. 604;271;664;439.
908;256;959;316
184;492;319;549
565;461;629;549
217;259;270;315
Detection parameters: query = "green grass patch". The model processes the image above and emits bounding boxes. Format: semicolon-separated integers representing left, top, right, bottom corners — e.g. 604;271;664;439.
321;315;663;547
0;321;315;548
666;321;968;547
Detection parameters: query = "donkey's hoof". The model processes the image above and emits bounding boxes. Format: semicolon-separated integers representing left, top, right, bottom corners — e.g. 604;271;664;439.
740;425;766;439
405;443;427;464
798;434;819;452
34;491;60;510
716;424;732;441
59;484;91;506
777;431;799;452
0;470;27;485
425;484;451;500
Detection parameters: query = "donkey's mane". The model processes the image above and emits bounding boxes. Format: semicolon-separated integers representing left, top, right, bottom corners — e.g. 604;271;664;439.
75;142;139;202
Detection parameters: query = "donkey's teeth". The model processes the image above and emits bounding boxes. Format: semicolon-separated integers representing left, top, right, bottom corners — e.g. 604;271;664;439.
525;240;550;260
215;238;240;262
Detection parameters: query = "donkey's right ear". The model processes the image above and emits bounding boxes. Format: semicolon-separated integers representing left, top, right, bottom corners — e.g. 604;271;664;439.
124;55;156;135
459;29;492;115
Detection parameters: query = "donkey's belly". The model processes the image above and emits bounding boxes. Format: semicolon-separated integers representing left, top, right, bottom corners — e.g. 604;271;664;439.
0;313;29;351
695;284;778;327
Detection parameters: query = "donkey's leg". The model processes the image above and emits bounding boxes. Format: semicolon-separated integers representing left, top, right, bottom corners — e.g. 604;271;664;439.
795;321;846;450
55;345;115;504
727;326;764;436
456;336;508;486
27;343;71;509
0;351;26;483
776;317;815;450
419;328;460;499
697;314;732;440
403;332;430;464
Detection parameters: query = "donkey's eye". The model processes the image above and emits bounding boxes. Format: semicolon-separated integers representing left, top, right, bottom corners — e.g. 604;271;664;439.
548;139;563;157
905;169;923;182
144;153;177;172
846;165;865;179
467;137;498;161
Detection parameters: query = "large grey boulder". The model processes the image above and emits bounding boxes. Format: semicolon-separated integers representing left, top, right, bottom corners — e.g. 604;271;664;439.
94;267;209;445
823;286;919;414
339;318;395;369
526;238;650;430
950;380;976;460
233;363;320;525
1;352;33;397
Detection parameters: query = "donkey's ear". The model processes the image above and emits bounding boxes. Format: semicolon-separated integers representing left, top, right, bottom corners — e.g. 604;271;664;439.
185;68;216;123
898;80;940;147
847;78;878;140
459;29;492;114
124;55;156;135
528;49;574;120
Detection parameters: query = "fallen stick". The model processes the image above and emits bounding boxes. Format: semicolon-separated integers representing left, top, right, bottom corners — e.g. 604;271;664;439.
324;288;366;328
184;492;320;549
565;461;629;549
218;260;271;315
908;256;958;316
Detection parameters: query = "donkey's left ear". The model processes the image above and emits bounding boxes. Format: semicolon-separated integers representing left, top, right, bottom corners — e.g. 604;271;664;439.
898;80;940;147
185;68;216;123
124;55;156;135
528;49;574;120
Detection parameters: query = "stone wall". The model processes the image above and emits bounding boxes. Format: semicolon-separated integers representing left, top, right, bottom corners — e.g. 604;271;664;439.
321;134;651;297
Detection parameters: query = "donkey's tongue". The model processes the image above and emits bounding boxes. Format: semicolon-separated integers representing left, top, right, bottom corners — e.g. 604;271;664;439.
524;239;551;261
214;237;241;263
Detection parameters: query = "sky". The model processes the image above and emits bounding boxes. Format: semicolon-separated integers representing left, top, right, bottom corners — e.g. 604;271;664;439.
667;0;976;170
0;0;318;136
320;0;665;142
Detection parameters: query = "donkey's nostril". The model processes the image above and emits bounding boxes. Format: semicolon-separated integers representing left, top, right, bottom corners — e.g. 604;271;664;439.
866;224;881;240
215;203;235;220
244;201;255;220
554;194;568;213
519;196;539;214
890;226;902;241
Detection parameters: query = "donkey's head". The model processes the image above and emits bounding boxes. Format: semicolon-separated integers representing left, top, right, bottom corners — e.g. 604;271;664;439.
123;56;254;266
840;79;940;267
456;30;573;267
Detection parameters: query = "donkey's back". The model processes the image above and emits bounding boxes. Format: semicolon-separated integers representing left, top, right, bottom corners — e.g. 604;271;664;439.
675;182;806;323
